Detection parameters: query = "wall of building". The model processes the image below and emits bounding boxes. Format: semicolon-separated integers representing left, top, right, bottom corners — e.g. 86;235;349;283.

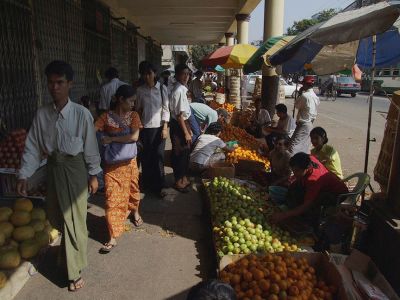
0;0;162;131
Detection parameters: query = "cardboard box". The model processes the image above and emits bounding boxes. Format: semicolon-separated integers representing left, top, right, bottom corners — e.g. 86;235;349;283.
330;250;399;300
206;162;235;179
219;252;348;299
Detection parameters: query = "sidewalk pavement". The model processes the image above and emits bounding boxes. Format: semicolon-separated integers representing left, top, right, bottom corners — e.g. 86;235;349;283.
14;167;216;300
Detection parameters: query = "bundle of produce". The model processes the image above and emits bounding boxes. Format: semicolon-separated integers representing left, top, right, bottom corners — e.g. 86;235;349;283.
0;198;59;288
220;124;263;151
226;146;270;170
0;129;27;169
206;177;299;259
220;253;337;300
209;101;235;113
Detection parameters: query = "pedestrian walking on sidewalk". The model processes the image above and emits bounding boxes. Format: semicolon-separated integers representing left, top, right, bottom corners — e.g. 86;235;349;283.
98;67;127;115
289;76;320;156
95;85;143;253
136;62;169;195
17;60;101;291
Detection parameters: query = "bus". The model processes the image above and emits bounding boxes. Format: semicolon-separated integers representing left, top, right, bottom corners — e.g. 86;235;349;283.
361;66;400;94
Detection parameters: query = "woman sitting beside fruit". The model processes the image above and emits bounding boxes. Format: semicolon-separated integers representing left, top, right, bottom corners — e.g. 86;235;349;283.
310;127;343;179
271;152;348;228
189;122;232;174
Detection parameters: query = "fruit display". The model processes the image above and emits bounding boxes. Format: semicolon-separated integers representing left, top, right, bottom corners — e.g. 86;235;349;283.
231;109;254;129
0;198;59;288
209;100;235;113
220;253;337;300
207;177;299;259
220;124;263;151
0;129;27;170
226;146;271;170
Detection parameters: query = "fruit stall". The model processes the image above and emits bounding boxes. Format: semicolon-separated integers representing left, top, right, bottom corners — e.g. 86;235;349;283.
0;129;52;298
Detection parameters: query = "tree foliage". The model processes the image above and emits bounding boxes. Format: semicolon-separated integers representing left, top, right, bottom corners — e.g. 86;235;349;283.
190;44;218;70
251;40;263;47
286;8;339;35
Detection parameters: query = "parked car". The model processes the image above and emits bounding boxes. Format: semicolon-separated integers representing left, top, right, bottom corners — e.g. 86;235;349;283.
246;75;301;98
336;76;361;97
280;78;302;98
246;74;261;95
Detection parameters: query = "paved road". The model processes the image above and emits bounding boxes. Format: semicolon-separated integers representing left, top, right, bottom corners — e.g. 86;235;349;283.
286;92;390;190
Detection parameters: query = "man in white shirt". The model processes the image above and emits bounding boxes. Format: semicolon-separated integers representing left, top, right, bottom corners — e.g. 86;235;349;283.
17;61;101;291
247;96;271;138
136;63;169;194
289;76;320;156
98;67;126;114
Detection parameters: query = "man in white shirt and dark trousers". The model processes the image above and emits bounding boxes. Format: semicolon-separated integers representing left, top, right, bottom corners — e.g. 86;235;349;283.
17;61;101;291
136;63;169;195
289;76;320;156
98;67;126;115
189;70;205;103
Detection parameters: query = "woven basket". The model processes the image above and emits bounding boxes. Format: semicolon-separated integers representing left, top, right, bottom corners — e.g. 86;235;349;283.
374;102;399;192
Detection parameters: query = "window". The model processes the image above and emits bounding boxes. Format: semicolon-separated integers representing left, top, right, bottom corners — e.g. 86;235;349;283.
393;69;399;77
383;69;391;76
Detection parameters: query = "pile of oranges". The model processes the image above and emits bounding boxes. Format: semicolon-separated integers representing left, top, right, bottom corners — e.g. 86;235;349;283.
220;124;263;151
209;101;236;113
220;253;336;300
226;146;270;170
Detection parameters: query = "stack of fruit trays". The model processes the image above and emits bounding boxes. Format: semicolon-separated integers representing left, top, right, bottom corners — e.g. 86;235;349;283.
205;177;301;260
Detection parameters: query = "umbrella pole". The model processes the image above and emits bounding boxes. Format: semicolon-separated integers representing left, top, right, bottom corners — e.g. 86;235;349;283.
364;35;377;174
292;75;298;118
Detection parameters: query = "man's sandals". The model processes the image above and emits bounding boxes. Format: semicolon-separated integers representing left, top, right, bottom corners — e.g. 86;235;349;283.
69;277;84;292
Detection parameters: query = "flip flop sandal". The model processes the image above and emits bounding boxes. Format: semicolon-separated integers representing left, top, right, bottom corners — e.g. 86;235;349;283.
132;217;143;227
68;277;85;292
99;243;117;254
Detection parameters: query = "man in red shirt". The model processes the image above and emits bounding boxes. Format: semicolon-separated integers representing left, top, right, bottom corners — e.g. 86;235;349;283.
271;152;348;224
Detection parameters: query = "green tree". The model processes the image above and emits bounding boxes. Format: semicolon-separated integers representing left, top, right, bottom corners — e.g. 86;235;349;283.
286;8;338;35
190;44;218;70
251;40;263;47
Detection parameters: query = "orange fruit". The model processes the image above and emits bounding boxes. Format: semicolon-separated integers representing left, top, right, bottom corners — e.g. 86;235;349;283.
270;283;280;294
288;286;299;296
259;279;270;292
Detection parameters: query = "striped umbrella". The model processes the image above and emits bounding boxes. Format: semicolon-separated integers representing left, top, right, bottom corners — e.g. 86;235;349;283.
202;44;258;69
244;36;294;74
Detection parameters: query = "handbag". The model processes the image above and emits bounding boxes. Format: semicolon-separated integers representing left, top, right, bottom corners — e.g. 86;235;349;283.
101;112;137;164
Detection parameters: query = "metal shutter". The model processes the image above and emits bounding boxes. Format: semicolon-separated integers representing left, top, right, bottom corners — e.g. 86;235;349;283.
0;0;37;130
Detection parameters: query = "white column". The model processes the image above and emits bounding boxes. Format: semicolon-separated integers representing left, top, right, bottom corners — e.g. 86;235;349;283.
236;14;250;44
225;32;235;46
262;0;285;115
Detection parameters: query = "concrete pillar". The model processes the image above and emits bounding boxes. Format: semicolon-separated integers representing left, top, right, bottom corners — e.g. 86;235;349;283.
236;14;250;44
225;32;235;46
262;0;285;117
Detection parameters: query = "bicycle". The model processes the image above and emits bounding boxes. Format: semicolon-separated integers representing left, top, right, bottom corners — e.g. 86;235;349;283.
325;85;337;101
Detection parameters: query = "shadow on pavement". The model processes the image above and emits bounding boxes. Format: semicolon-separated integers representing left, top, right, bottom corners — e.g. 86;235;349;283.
34;246;68;289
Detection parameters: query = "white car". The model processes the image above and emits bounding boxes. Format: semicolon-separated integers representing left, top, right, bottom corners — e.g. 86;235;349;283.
246;75;301;98
280;78;302;98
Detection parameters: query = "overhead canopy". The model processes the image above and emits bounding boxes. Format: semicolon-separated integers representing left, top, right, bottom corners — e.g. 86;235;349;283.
269;1;400;74
100;0;261;45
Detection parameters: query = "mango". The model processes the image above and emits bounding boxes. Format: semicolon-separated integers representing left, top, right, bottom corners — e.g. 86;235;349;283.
30;220;45;232
0;249;21;269
10;211;31;226
0;222;14;239
0;271;7;289
14;198;33;212
13;226;35;242
30;208;46;221
19;239;40;259
0;207;13;222
35;231;50;248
